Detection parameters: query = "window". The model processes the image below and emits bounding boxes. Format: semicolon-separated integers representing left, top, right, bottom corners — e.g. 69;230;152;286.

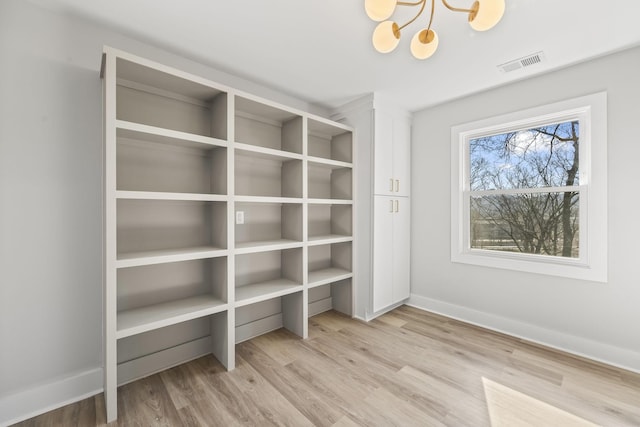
451;93;607;282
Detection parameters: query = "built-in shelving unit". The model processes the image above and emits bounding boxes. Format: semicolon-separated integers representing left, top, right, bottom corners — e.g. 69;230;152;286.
102;47;353;422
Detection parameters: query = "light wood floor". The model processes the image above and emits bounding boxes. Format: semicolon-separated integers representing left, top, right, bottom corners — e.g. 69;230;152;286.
14;306;640;426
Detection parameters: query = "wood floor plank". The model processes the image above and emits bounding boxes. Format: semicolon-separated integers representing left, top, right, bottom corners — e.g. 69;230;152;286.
248;328;310;366
398;365;490;425
187;355;268;425
226;355;314;427
347;386;447;427
116;374;182;426
13;306;640;427
236;339;346;426
302;334;451;421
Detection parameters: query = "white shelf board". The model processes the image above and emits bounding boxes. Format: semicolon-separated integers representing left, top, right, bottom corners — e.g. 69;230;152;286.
116;294;227;339
308;267;353;288
235;96;301;124
235;239;303;255
234;195;303;204
307;234;353;246
116;120;228;149
116;246;228;268
307;156;352;169
116;191;227;202
308;116;353;135
234;142;303;161
235;278;302;307
307;198;353;205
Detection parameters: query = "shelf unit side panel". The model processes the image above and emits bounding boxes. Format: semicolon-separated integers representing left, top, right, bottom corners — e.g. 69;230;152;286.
331;132;353;164
331;205;353;237
331;168;353;200
331;279;353;316
210;93;228;140
334;242;352;271
282;291;305;338
282;160;303;198
282;204;303;242
282;116;303;154
103;51;119;423
282;247;304;284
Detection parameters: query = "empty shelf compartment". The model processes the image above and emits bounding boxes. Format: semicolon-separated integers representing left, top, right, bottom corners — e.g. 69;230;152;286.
308;118;352;163
117;199;227;262
308;242;352;288
308;204;352;242
308;162;352;200
235;248;303;306
116;57;227;139
235;96;302;154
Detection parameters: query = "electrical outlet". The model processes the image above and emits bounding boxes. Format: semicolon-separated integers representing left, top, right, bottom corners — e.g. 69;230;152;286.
235;211;245;225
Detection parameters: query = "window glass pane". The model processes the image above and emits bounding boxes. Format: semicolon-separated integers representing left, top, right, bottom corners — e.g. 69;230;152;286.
469;121;579;191
470;192;579;258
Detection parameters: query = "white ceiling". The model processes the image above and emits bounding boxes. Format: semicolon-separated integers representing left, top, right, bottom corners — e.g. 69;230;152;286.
27;0;640;112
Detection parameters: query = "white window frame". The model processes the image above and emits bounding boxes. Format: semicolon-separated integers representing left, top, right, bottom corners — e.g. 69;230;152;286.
451;92;607;282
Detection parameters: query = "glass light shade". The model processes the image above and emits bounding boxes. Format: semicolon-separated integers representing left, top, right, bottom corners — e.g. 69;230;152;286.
365;0;397;22
410;29;439;59
469;0;505;31
372;21;400;53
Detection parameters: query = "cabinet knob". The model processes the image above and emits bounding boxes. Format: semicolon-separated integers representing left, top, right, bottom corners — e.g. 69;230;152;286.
389;178;394;192
395;179;399;193
395;199;399;213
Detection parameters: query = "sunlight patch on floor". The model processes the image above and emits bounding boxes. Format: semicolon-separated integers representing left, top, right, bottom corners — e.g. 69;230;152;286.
482;377;600;427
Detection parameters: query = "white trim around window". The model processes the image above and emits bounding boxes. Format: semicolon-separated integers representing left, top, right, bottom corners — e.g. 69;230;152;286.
451;92;608;282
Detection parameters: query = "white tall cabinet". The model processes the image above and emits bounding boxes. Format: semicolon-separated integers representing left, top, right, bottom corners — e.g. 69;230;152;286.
373;196;410;312
374;110;411;197
102;47;354;422
333;96;411;319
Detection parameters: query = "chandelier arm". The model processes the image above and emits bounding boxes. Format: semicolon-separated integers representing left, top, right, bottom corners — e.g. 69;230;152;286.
397;0;427;31
440;0;475;14
426;0;435;31
397;0;425;6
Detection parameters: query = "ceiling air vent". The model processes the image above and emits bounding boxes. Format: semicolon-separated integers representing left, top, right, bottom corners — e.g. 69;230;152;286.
498;51;545;73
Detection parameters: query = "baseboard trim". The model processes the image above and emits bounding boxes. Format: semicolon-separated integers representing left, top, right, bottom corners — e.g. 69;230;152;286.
407;294;640;374
0;368;103;427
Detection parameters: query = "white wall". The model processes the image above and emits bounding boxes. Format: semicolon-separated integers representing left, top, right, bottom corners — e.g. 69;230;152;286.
0;1;327;424
410;46;640;372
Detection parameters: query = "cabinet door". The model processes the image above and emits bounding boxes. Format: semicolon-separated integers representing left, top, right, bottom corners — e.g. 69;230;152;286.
373;196;395;312
393;119;411;197
373;110;394;196
392;197;410;303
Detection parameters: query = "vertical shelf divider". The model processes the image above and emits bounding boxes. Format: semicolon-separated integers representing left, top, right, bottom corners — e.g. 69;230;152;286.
226;92;236;370
301;116;310;338
103;50;118;424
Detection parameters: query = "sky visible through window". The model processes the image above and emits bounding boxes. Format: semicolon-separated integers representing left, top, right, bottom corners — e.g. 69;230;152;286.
469;121;579;191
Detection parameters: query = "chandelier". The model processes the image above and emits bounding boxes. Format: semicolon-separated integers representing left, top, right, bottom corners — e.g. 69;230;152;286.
365;0;505;59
